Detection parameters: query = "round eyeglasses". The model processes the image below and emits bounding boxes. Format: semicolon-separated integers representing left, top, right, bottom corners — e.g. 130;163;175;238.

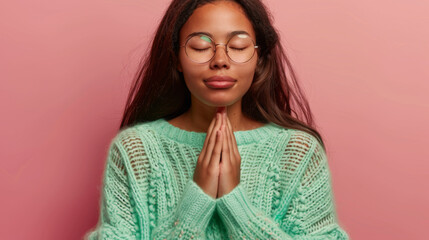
180;33;258;64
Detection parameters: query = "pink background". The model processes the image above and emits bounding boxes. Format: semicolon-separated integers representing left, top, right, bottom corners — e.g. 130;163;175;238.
1;0;428;239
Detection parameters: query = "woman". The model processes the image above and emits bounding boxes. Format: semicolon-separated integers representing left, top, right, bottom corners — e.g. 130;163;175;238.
85;0;349;239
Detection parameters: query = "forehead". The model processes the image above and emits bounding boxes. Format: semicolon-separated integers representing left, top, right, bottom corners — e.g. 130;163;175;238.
179;1;256;42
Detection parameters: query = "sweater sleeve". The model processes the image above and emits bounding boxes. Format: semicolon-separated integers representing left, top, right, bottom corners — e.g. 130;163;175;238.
150;179;216;239
85;134;217;240
215;138;349;239
84;141;140;240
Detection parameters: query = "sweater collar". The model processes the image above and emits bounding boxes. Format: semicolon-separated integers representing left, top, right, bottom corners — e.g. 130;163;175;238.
148;118;281;147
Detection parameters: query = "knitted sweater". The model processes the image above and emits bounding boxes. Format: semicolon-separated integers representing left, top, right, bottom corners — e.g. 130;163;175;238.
85;118;349;239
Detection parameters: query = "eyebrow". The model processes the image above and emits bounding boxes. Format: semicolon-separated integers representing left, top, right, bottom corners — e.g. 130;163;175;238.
186;30;250;40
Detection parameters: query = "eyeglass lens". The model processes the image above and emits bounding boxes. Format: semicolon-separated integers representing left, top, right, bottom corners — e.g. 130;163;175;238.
185;34;256;63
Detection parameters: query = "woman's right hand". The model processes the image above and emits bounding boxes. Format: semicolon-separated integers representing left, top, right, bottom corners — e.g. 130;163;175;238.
193;111;224;199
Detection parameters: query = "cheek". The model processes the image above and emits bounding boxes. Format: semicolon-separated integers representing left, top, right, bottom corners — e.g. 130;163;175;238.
179;52;201;81
236;59;258;89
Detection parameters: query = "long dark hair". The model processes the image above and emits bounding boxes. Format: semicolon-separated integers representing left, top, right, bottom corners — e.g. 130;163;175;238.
120;0;326;150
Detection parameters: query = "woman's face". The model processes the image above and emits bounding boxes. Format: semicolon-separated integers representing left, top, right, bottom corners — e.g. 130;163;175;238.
178;1;258;107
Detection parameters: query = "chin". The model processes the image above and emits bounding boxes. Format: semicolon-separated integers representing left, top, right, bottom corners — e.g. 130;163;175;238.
198;95;241;108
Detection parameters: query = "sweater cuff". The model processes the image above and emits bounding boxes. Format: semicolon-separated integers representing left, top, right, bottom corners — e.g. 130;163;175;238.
175;179;216;231
215;183;259;229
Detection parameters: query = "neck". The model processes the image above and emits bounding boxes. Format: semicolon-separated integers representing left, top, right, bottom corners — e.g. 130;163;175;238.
182;98;246;132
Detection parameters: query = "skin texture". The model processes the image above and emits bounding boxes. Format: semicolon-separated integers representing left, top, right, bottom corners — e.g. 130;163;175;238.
170;1;264;198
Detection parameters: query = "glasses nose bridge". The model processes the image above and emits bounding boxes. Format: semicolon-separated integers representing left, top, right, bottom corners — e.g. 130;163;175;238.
214;43;227;47
213;42;228;56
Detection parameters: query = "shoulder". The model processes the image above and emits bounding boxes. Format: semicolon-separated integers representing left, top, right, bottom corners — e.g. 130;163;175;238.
287;129;322;150
109;120;160;154
276;127;326;160
274;128;328;177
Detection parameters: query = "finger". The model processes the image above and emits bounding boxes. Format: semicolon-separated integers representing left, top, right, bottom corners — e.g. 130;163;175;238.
206;112;218;141
223;113;234;165
226;116;239;158
204;113;223;165
221;115;230;165
199;114;217;162
209;129;223;168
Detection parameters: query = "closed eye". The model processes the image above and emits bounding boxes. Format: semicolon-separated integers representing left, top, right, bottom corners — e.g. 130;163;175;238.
229;47;246;51
192;47;211;52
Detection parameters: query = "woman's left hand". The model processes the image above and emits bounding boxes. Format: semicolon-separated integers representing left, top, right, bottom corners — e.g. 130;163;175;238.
217;109;241;198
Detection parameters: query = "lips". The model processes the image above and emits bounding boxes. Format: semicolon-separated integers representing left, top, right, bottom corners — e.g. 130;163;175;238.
204;76;237;89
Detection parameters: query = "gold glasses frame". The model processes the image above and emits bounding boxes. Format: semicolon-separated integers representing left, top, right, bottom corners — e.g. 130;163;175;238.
179;33;259;64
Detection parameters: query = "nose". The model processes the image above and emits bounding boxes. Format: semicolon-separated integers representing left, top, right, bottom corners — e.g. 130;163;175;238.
209;44;230;70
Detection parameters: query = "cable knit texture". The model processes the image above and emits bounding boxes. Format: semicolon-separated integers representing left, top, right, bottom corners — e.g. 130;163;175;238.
85;118;349;239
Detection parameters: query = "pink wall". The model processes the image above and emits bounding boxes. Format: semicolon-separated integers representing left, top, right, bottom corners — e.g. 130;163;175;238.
1;0;428;239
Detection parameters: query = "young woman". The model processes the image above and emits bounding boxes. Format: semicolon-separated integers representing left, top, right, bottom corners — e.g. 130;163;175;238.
85;0;349;239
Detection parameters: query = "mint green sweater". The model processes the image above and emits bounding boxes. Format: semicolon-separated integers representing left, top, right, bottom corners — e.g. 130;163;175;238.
85;118;349;239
